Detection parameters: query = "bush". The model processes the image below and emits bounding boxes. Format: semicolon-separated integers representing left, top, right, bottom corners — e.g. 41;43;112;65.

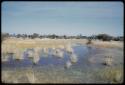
113;37;124;41
96;34;113;41
1;33;9;42
86;39;92;45
99;67;123;83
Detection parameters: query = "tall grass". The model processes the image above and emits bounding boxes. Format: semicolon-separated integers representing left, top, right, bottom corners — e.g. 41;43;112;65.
54;49;64;58
86;39;92;45
43;48;48;54
64;61;72;69
13;49;24;60
2;52;9;62
33;47;41;64
70;53;78;64
103;56;113;66
99;67;123;83
27;49;34;58
65;44;74;54
26;70;36;83
42;48;48;57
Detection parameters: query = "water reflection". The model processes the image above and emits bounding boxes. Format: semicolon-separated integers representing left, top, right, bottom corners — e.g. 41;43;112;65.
2;45;97;69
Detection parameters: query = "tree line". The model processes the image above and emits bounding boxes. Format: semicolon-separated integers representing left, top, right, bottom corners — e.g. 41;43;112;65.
1;33;124;41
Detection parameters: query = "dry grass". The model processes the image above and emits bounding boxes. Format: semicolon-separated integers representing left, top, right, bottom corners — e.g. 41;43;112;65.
103;56;113;66
70;53;78;64
26;47;41;64
13;49;24;60
98;67;123;83
27;50;34;58
88;54;107;65
33;47;41;64
91;40;123;49
65;44;74;54
26;70;36;83
43;48;48;54
64;61;72;69
2;71;19;83
53;49;64;58
2;53;9;62
2;38;123;63
2;38;123;51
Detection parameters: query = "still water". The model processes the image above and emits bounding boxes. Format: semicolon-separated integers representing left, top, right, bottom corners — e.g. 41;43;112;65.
2;44;101;69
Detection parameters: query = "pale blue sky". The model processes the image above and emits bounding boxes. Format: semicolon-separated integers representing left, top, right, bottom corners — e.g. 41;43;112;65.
2;1;123;36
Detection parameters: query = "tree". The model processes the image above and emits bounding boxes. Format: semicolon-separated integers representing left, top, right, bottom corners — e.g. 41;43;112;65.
113;36;124;41
16;34;22;38
30;33;39;39
1;33;9;42
63;35;67;39
96;34;113;41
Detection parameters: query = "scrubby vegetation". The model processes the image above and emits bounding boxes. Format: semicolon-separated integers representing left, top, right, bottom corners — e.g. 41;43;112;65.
98;67;123;83
86;39;92;45
1;33;10;42
2;32;123;83
2;32;123;41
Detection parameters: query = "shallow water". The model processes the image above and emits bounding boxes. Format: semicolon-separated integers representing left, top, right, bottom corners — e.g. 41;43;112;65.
2;44;119;69
2;44;123;83
2;44;94;68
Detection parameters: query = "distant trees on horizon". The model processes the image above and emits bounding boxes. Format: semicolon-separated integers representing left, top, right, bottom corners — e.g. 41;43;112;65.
1;32;124;42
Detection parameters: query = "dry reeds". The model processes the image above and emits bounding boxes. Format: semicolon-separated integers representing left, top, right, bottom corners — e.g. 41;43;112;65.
33;47;41;64
2;38;123;50
99;67;123;83
54;49;64;58
103;56;113;66
27;50;34;58
13;49;24;60
42;48;49;57
43;48;48;54
1;48;9;62
70;53;78;64
65;44;73;54
64;61;72;69
26;70;36;83
86;39;92;45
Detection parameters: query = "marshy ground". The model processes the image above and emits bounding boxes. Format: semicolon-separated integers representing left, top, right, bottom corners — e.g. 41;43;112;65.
1;38;124;83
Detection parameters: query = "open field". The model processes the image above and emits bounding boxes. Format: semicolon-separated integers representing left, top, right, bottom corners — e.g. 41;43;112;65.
1;38;124;83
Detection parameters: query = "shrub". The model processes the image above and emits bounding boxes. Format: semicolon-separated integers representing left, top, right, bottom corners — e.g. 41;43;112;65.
70;53;78;64
1;33;9;42
96;34;113;41
64;61;72;69
103;56;113;66
86;39;92;45
99;67;123;83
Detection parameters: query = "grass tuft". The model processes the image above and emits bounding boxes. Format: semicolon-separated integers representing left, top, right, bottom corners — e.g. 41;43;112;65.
99;67;123;83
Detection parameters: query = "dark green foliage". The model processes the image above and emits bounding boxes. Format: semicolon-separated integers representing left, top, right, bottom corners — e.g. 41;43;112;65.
1;32;123;41
96;34;113;41
113;36;124;41
1;33;9;42
86;39;92;45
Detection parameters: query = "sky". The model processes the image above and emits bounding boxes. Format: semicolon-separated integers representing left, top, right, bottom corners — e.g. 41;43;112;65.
2;1;123;36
